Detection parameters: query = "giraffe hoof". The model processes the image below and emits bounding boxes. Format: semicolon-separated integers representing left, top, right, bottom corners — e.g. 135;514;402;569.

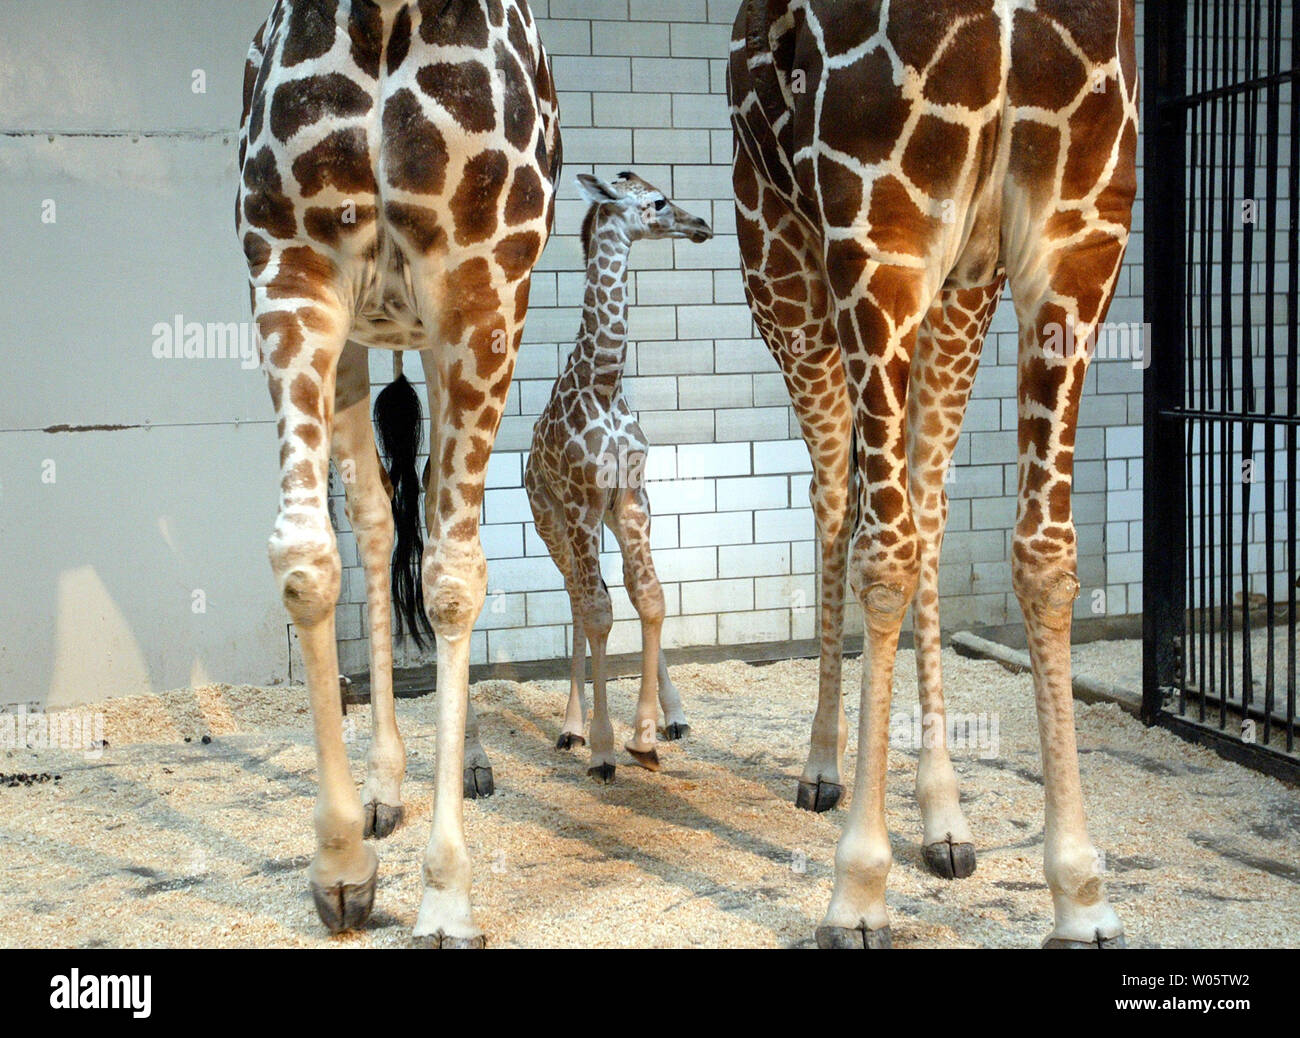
363;802;404;840
412;933;487;950
815;925;892;950
660;722;691;741
556;732;586;751
587;762;616;784
796;778;844;813
1043;933;1127;949
463;765;495;799
310;862;378;935
923;839;977;880
626;746;661;771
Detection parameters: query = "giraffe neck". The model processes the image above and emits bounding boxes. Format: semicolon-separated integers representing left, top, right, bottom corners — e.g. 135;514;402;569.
568;216;632;403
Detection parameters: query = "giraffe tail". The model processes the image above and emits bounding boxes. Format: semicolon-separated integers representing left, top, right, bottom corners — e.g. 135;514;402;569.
373;367;435;649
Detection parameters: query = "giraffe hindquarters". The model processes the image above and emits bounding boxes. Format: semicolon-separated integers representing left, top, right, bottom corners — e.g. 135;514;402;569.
734;145;851;811
906;280;1005;878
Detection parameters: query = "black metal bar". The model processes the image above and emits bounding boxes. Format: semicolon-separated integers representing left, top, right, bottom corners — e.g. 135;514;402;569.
1157;66;1298;110
1154;408;1300;427
1145;0;1298;771
1143;0;1188;726
1155;713;1300;786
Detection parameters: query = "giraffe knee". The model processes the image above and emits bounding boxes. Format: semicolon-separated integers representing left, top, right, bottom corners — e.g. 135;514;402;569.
1012;560;1080;631
849;539;921;626
580;586;614;641
422;544;487;636
269;525;340;628
626;576;664;624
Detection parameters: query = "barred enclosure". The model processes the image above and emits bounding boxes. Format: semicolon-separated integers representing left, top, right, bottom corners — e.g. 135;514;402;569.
1144;0;1299;779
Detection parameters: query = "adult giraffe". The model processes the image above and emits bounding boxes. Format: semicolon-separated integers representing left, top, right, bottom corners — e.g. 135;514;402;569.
237;0;560;946
730;0;1137;948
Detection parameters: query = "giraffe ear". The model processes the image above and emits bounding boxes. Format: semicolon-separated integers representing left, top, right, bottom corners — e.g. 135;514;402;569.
576;173;619;205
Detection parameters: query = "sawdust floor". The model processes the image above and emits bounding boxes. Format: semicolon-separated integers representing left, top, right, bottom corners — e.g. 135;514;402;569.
2;648;1298;948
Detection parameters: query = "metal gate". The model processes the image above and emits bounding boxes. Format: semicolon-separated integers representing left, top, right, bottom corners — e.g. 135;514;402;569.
1144;0;1299;782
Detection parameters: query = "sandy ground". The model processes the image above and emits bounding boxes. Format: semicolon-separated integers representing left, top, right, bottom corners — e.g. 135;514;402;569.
1;648;1297;949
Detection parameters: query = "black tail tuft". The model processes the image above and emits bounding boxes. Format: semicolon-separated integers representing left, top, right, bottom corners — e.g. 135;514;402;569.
373;373;435;650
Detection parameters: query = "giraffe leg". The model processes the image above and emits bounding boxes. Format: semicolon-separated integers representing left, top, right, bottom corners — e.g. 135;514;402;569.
734;147;851;811
907;280;1004;879
411;277;534;949
526;470;587;749
817;259;930;950
609;487;687;762
656;648;687;741
569;520;616;782
1010;277;1127;950
254;254;377;934
418;351;494;803
558;610;588;750
334;343;405;840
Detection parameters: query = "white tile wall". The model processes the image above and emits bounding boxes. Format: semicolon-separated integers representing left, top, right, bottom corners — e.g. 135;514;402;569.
334;0;1157;672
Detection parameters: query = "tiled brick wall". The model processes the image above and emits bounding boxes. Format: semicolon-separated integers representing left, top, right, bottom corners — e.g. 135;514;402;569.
333;0;1151;673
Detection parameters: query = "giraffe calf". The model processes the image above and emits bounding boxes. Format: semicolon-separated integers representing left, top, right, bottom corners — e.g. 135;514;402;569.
526;172;712;783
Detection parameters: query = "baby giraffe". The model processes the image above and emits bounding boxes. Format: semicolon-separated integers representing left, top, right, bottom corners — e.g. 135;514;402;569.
526;171;712;782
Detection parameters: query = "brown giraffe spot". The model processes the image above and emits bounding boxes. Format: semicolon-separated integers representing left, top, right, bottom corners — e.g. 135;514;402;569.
494;231;542;281
285;460;318;492
383;89;450;193
901;115;969;198
451;149;510;244
1008;10;1089;111
1007;120;1061;205
266;248;338;305
495;43;536;151
270;74;373;142
419;0;490;48
281;0;338;67
243;234;272;278
248;91;267;147
385;201;447;253
513;281;531;323
290;373;321;418
387;3;413;75
1038;0;1129;63
1062;84;1127;201
457;481;485;509
305;203;377;246
348;0;383;79
865;175;933;258
924;14;1002;108
243;146;298;239
486;0;505;27
821;48;907;167
295;423;323;449
817;154;863;228
292;127;377;197
417;62;496;134
446;359;487;428
262;312;304;368
1051;233;1124;329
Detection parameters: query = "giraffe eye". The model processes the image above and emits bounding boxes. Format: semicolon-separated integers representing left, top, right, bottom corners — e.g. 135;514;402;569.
654;199;667;211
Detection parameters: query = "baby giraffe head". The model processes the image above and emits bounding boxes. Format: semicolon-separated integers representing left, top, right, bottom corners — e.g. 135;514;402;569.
577;171;713;256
